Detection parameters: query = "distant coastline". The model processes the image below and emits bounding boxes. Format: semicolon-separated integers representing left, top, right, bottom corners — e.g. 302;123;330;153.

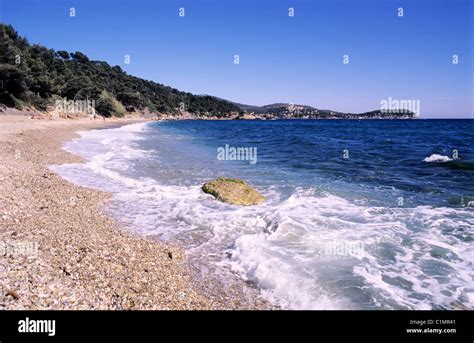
0;105;416;122
0;24;416;121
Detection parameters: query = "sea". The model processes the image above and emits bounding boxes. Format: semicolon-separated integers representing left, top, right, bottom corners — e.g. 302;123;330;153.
50;119;474;310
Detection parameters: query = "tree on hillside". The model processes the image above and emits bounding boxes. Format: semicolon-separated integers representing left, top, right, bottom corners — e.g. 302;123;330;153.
95;90;125;117
55;50;70;59
70;51;89;64
0;64;27;107
0;23;241;117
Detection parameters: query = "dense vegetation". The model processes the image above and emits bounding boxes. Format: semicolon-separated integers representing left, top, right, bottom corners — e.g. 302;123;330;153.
0;23;241;117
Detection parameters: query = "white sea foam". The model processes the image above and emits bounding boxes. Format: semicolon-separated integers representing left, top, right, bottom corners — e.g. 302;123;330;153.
50;123;474;310
423;154;453;163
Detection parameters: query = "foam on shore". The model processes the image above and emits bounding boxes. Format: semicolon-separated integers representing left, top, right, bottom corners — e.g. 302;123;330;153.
51;123;474;310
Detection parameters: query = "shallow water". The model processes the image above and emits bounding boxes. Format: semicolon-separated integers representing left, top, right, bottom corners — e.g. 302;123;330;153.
51;119;474;309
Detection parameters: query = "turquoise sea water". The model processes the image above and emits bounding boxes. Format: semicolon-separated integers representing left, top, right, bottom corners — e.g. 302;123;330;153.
52;119;474;309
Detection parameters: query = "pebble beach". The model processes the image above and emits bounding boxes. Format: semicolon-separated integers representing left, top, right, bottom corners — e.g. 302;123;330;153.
0;114;264;310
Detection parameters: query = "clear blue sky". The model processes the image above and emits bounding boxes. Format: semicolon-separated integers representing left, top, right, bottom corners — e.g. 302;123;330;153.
1;0;472;117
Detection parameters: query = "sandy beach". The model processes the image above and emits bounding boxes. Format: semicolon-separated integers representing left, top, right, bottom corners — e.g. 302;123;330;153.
0;114;265;310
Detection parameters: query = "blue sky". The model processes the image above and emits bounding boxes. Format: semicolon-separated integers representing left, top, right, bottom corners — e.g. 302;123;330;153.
1;0;472;117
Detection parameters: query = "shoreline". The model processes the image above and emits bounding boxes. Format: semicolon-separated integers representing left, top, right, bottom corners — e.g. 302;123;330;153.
0;114;265;309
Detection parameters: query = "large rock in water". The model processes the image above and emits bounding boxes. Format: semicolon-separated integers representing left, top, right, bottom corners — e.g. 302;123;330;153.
202;177;265;206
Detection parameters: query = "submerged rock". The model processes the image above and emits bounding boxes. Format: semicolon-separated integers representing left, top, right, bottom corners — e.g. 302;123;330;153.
202;177;265;206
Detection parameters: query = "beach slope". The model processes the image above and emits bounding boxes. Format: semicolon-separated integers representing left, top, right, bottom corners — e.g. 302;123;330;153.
0;115;218;309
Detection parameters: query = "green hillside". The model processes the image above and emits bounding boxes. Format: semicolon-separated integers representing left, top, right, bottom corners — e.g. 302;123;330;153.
0;23;242;117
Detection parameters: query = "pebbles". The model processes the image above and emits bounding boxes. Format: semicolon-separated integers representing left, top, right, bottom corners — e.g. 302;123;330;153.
0;116;251;310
